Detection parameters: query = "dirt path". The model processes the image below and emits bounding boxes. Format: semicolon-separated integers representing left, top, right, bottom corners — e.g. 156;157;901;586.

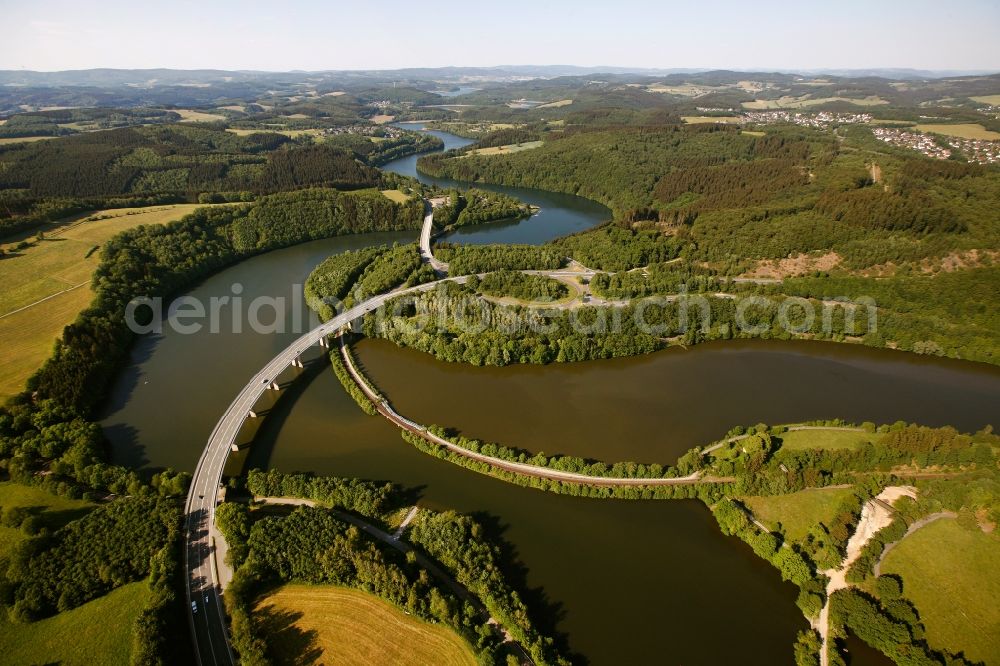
816;486;916;666
393;506;420;539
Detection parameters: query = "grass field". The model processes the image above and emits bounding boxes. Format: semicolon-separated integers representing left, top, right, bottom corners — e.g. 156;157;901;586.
226;127;323;138
256;584;477;666
742;96;888;109
0;204;211;401
777;428;878;451
0;136;58;145
535;99;573;109
915;123;1000;141
0;481;94;556
174;109;227;123
682;116;742;124
742;486;856;542
0;582;148;665
646;83;723;97
741;130;767;137
465;140;543;157
881;519;1000;663
869;119;917;126
970;94;1000;105
380;189;412;204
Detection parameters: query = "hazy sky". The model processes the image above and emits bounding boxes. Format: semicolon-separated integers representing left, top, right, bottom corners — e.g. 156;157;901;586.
2;0;999;72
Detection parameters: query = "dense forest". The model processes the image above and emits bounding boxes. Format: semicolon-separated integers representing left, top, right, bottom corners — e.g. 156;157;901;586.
472;271;569;301
0;123;435;237
322;130;443;166
359;268;1000;366
0;489;187;664
229;188;423;253
218;469;571;665
3;496;179;621
431;188;531;229
363;282;662;365
303;242;434;313
552;223;683;271
304;246;386;318
418;123;1000;272
433;243;565;273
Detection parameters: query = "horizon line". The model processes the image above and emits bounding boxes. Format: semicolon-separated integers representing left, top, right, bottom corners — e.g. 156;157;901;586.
2;64;999;76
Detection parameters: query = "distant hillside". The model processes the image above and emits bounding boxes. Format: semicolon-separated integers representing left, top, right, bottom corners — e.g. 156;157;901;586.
2;66;996;89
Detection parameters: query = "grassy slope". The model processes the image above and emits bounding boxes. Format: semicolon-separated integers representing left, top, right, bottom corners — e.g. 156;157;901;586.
0;136;58;146
380;189;412;204
742;487;856;542
0;204;211;400
465;141;544;156
255;584;477;666
880;519;1000;664
0;481;93;555
777;429;880;451
914;123;1000;141
0;582;148;665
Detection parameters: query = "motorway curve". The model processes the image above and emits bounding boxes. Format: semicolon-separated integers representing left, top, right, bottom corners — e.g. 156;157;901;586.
183;276;465;665
183;207;732;662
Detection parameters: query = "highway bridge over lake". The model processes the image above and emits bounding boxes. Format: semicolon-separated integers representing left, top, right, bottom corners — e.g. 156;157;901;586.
183;205;718;663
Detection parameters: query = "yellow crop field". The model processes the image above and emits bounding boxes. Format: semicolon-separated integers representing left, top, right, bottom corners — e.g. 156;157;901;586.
970;94;1000;105
536;99;573;109
646;83;723;97
682;116;742;124
0;136;58;145
464;141;543;157
226;127;323;138
380;189;412;204
174;109;227;122
256;585;477;666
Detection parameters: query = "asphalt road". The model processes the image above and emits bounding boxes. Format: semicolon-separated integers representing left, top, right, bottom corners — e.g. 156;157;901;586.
183;278;461;665
183;212;759;661
418;207;449;273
